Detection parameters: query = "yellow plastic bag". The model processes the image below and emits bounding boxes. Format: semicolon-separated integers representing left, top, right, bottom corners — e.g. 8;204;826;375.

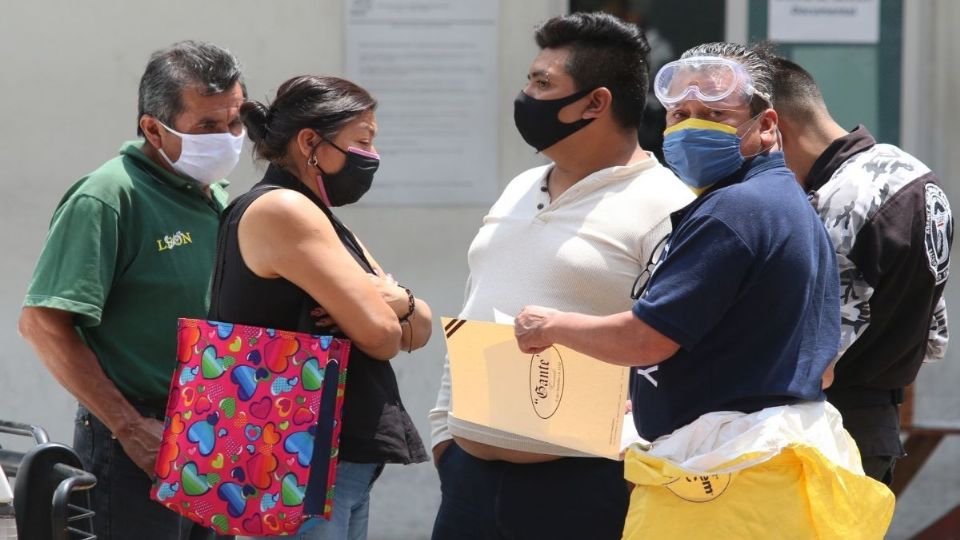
622;402;895;540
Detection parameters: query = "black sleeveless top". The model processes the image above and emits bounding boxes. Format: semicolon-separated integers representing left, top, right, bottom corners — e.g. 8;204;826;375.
209;164;427;465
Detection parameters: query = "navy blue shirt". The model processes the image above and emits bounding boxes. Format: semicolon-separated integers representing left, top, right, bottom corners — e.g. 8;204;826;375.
631;152;840;441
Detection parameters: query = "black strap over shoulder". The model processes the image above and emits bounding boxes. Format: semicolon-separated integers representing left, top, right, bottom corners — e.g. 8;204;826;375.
255;164;374;274
208;184;280;322
208;166;376;324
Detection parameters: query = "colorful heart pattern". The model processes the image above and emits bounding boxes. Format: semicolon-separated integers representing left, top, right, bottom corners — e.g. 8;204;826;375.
271;376;299;396
284;430;315;467
157;481;179;501
156;412;185;479
219;397;237;419
246;452;278;490
293;407;314;426
263;336;300;373
179;366;199;385
186;413;220;457
151;318;351;535
230;365;269;402
281;473;307;506
249;396;273;420
182;461;219;496
178;325;201;363
260;492;279;512
201;345;235;379
301;358;325;391
217;482;248;517
262;422;281;445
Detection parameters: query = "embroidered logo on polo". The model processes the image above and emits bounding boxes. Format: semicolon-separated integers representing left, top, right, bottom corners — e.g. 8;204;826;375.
157;230;194;252
924;183;952;284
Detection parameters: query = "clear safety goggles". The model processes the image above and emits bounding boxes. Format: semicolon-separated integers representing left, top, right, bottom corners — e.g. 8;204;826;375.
654;56;769;110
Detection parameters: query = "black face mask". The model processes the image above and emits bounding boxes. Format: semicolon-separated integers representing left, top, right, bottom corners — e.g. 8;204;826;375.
513;87;596;152
315;142;379;207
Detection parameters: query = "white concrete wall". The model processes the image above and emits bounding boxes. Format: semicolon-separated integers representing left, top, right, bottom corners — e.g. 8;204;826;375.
0;1;563;538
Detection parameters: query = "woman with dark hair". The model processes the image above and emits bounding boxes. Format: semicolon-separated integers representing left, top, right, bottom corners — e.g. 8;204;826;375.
209;75;430;539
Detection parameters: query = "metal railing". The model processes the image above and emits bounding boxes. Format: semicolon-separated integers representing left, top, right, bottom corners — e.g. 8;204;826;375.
1;420;97;539
50;463;97;540
0;420;50;477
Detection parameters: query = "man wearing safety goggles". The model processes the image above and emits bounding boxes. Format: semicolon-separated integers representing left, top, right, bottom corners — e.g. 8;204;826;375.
655;54;779;193
515;43;894;537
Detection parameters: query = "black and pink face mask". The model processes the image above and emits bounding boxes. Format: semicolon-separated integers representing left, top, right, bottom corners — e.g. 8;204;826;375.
314;142;380;207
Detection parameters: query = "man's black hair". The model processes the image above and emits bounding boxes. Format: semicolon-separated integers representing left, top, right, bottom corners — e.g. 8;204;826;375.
535;12;651;130
769;55;827;119
137;40;245;135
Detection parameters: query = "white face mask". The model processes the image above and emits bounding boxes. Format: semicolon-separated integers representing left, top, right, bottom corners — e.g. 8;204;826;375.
156;121;245;184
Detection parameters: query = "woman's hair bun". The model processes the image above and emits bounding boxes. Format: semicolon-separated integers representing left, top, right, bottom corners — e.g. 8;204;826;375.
242;76;376;163
240;100;271;143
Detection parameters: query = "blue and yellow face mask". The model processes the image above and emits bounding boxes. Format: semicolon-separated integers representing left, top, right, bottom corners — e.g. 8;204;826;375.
662;118;745;196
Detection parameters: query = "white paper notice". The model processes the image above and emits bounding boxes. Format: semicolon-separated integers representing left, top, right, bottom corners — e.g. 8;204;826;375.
344;0;500;205
768;0;880;44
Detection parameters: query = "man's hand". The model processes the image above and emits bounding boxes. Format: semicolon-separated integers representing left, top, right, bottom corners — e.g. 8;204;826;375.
19;307;169;478
821;362;836;389
115;416;164;478
515;305;561;354
432;440;453;469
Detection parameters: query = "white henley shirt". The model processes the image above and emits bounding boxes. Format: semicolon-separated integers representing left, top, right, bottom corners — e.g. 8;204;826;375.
429;155;693;456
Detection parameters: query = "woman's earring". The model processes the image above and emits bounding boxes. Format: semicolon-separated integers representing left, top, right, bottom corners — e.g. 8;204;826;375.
307;154;318;168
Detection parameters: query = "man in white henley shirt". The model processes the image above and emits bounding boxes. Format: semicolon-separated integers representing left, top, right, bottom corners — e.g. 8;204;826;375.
429;12;693;540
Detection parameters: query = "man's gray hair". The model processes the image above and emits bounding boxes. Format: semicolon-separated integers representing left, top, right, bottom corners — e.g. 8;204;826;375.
137;40;245;135
681;42;774;114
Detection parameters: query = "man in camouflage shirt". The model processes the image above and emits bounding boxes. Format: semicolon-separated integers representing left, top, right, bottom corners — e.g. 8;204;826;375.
771;56;953;484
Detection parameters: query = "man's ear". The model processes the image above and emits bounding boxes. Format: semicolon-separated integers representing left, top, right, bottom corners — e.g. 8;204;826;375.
582;87;613;119
758;108;779;148
140;115;163;149
775;113;794;147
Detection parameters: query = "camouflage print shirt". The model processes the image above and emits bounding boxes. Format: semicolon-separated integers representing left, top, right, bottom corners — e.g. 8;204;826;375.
808;126;952;455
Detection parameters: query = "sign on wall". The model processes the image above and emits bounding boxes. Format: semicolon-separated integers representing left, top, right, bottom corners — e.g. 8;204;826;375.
345;0;500;205
768;0;879;44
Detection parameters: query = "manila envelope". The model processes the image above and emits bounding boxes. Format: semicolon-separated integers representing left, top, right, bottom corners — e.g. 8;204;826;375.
443;317;630;460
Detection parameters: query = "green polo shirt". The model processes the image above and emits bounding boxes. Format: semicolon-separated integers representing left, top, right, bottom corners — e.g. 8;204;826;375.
24;141;229;402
